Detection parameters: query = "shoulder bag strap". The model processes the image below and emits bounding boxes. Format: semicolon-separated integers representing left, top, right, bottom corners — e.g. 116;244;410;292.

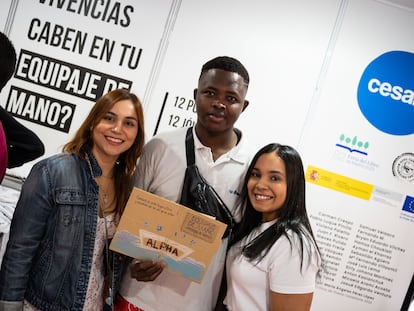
185;127;195;166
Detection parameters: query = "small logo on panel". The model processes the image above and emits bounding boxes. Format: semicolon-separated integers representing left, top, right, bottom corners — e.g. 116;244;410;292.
392;153;414;182
308;170;319;182
333;133;378;171
357;51;414;135
335;134;369;155
402;195;414;214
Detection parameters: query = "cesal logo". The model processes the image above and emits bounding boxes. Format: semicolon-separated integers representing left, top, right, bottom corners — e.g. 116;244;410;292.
357;51;414;135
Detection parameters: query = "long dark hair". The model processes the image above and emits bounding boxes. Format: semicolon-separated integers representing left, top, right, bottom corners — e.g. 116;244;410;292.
230;143;320;268
63;88;145;215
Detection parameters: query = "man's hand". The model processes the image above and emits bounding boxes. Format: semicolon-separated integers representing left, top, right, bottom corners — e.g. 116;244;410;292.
129;260;166;282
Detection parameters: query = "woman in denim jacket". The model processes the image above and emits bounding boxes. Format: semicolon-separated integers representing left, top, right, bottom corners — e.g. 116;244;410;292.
0;88;145;311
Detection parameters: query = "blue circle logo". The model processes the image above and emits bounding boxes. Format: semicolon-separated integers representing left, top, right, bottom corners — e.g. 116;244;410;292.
357;51;414;135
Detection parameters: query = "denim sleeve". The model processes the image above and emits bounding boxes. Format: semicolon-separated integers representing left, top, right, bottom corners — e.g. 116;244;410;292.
0;162;52;301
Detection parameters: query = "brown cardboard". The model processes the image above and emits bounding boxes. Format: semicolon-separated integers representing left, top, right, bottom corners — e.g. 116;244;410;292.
109;187;227;283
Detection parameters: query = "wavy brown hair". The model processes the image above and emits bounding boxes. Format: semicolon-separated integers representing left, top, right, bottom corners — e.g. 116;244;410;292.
63;88;145;215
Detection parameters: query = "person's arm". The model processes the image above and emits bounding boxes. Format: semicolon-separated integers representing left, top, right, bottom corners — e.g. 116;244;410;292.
270;292;313;311
268;232;320;311
0;107;44;168
213;267;228;311
130;134;186;282
128;140;167;282
0;161;52;304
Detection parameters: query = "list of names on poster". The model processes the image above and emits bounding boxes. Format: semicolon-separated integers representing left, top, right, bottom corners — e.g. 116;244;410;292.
311;212;405;305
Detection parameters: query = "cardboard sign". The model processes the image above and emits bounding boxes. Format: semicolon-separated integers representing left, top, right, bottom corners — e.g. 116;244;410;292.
110;187;227;283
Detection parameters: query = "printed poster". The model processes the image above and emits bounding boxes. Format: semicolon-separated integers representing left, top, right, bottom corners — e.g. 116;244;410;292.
1;0;173;178
298;1;414;310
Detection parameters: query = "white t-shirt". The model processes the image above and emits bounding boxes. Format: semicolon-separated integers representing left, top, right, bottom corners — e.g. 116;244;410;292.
224;220;320;311
119;127;253;311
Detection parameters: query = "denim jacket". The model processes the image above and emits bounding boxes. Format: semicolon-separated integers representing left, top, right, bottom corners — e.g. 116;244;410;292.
0;151;124;311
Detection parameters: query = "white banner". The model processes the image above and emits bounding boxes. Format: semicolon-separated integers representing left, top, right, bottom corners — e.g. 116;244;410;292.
299;1;414;310
1;0;174;177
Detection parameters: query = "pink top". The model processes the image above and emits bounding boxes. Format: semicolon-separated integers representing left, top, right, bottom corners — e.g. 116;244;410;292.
0;121;7;182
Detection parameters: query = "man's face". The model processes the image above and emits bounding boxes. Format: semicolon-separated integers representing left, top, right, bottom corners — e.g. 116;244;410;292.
194;69;248;134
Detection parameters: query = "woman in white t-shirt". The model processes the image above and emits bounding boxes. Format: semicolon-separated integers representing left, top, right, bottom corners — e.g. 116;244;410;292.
221;143;322;311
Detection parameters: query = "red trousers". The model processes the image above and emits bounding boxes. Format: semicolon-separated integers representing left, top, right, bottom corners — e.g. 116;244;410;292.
113;295;144;311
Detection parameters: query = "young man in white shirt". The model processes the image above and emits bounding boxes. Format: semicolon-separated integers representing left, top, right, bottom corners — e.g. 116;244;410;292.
115;56;252;311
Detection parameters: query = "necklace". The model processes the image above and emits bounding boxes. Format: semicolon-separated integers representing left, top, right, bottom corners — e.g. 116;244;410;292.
85;153;115;307
95;176;115;215
102;192;109;205
97;180;109;205
85;154;115;214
